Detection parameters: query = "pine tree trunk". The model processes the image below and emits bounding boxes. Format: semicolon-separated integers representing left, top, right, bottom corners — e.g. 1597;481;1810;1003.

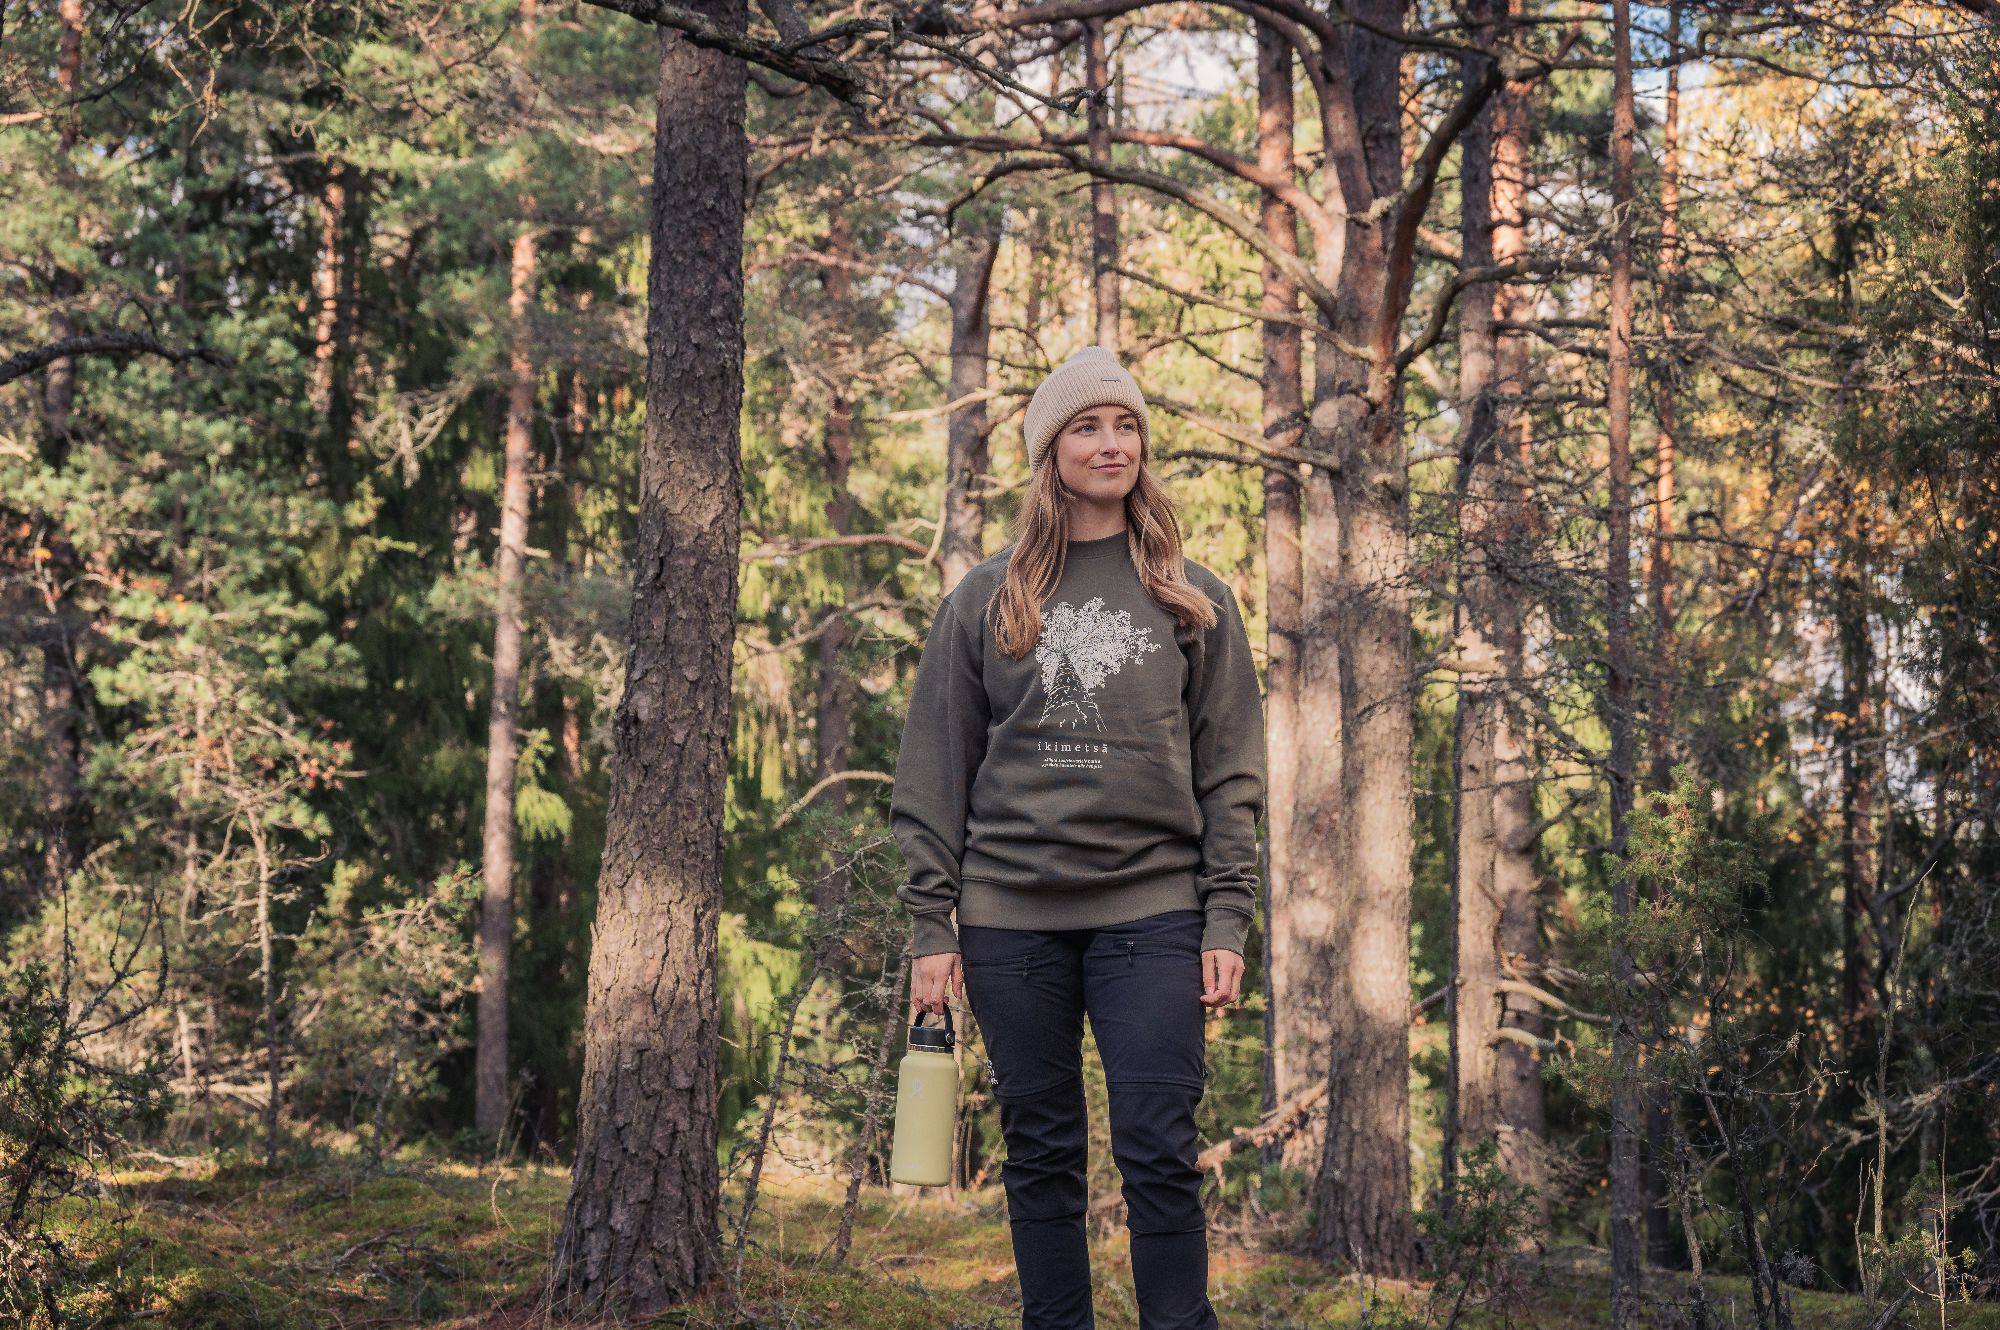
310;173;346;416
546;9;746;1313
43;0;83;443
1447;9;1502;1197
1448;0;1547;1229
1307;0;1419;1275
1485;26;1547;1216
812;217;859;913
36;0;87;914
1253;19;1315;1166
1607;0;1645;1317
1644;4;1684;1266
254;824;281;1170
1085;17;1120;351
942;179;1000;594
476;222;538;1147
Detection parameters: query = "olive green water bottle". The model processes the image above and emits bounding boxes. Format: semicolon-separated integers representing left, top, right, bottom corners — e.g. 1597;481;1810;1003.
888;1007;959;1187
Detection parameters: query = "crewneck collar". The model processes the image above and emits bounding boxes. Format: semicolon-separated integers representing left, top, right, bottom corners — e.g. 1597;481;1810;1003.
1064;529;1130;562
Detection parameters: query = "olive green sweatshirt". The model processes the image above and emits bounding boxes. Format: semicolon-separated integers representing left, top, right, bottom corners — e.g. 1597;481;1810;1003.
890;530;1267;958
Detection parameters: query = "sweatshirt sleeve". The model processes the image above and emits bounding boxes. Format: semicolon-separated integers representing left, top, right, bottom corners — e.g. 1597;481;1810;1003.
1186;579;1267;955
890;594;990;957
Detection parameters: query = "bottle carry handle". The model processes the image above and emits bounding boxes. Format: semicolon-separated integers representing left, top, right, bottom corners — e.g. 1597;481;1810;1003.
908;1003;956;1050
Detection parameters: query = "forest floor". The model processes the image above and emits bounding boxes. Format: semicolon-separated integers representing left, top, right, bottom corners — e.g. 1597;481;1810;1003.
47;1153;2000;1330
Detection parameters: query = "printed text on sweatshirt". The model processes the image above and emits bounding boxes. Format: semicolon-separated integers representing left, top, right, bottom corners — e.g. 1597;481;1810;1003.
889;530;1268;958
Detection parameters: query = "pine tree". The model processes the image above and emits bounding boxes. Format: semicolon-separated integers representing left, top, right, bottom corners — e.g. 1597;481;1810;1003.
1041;651;1104;731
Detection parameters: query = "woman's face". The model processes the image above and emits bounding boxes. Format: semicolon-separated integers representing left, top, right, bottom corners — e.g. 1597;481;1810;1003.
1052;405;1143;504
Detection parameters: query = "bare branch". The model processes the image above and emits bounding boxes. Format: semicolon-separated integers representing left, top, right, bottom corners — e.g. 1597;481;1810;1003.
0;332;227;388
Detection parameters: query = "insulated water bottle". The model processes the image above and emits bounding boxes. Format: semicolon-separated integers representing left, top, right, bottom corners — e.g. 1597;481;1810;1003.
888;1007;958;1187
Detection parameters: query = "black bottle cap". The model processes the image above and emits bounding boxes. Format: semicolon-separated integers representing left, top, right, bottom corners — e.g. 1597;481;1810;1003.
909;1007;955;1050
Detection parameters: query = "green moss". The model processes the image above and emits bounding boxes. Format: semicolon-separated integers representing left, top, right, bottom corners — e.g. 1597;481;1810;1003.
42;1156;2000;1329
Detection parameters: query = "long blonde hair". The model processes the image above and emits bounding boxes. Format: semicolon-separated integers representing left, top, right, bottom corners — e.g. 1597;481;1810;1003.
987;435;1219;659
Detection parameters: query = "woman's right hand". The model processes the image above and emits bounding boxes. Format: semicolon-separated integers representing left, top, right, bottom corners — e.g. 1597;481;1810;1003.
911;952;963;1016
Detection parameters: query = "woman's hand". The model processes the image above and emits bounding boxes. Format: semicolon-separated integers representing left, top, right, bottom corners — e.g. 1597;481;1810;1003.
1200;949;1243;1008
912;951;963;1016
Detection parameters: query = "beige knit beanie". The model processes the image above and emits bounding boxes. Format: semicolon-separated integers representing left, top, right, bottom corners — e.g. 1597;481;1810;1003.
1022;345;1150;475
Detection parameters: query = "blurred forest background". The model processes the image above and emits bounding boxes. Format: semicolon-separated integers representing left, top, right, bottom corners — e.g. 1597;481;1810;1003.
2;0;1998;1326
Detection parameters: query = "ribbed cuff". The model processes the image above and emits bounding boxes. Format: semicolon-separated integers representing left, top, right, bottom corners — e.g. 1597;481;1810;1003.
910;909;959;957
1199;907;1251;956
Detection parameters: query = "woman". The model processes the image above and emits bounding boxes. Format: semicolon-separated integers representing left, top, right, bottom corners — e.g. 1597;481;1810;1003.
889;345;1268;1330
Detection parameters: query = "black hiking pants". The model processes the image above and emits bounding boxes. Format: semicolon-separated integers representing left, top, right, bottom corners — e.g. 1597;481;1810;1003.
959;907;1218;1330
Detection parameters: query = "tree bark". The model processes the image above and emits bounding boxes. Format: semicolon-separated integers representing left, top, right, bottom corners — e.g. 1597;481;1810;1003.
1831;201;1879;1061
1253;18;1315;1169
476;222;539;1147
1309;0;1419;1276
43;0;84;446
1646;1;1682;794
310;172;347;417
36;0;87;914
1608;0;1644;1316
254;824;281;1169
1837;495;1879;1048
1448;0;1547;1229
1447;1;1502;1200
1085;16;1120;350
941;187;1001;594
1643;2;1684;1267
812;222;859;913
547;7;746;1313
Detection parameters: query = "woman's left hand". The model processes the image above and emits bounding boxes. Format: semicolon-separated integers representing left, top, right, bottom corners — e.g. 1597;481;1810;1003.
1199;949;1243;1008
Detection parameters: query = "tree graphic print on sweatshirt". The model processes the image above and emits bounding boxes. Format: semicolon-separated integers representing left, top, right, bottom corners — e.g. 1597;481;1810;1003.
1034;596;1161;767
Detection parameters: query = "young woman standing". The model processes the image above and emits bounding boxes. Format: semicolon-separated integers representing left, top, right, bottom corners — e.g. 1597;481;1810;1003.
890;345;1268;1330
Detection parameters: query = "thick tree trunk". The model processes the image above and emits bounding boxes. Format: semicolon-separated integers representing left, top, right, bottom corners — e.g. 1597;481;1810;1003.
1448;0;1547;1228
547;9;746;1313
1313;389;1418;1276
1486;32;1547;1218
1253;19;1316;1168
1085;17;1120;350
1288;465;1345;1175
476;223;539;1147
1608;0;1644;1316
1308;0;1419;1276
